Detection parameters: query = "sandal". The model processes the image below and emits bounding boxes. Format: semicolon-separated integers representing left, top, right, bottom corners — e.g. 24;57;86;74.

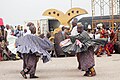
90;67;96;76
84;71;91;77
30;74;39;79
20;70;27;79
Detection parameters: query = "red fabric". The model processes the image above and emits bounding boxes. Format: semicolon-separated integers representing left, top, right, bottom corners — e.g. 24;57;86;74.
110;29;115;40
105;42;114;54
0;53;3;61
100;29;108;38
0;18;4;26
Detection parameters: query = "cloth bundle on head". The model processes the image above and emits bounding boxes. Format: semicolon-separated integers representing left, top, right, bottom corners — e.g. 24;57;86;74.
77;22;83;28
64;26;70;29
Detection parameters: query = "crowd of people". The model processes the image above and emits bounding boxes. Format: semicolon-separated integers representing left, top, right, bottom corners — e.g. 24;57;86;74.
0;24;29;61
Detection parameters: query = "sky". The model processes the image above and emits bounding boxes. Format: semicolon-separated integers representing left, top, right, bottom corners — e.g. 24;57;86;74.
0;0;91;25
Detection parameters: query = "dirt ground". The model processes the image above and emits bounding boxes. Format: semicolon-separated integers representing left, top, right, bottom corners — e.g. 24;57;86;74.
0;54;120;80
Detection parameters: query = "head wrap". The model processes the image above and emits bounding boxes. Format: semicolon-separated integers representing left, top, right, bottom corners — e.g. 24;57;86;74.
27;22;34;27
88;24;91;29
59;25;64;28
27;22;35;32
77;22;83;28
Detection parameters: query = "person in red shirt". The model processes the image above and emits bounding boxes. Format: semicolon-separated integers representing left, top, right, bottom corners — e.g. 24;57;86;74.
97;25;112;57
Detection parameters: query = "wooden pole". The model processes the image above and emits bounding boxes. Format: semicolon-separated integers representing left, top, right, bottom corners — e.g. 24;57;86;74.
111;0;114;29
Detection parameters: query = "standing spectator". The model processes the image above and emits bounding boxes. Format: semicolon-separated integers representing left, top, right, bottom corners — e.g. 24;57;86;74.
71;18;78;29
70;23;81;70
23;29;27;36
0;18;4;61
54;25;66;57
87;25;93;39
0;25;13;60
0;30;3;61
14;25;23;38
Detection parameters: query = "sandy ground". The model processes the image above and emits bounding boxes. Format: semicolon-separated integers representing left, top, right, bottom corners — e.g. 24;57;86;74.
0;54;120;80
